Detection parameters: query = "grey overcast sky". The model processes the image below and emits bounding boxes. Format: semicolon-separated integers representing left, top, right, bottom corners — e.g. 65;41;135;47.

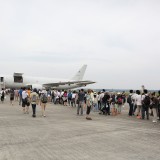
0;0;160;90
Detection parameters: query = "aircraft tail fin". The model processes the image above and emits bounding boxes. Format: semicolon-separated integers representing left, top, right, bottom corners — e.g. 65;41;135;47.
71;65;87;81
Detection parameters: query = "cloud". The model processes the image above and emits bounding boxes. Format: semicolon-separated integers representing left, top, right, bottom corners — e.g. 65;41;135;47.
0;0;160;89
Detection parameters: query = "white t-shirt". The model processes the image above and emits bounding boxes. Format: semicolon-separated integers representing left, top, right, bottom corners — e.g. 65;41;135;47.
135;94;143;105
100;93;104;101
72;93;76;99
97;95;101;101
22;91;28;99
131;93;137;105
91;92;94;102
0;90;5;96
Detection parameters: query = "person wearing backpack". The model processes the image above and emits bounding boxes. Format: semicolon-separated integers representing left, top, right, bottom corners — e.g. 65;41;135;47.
127;90;134;116
22;87;28;114
40;90;48;117
18;87;23;105
30;88;39;118
101;92;111;115
68;90;72;106
141;89;150;120
77;89;85;115
10;89;15;106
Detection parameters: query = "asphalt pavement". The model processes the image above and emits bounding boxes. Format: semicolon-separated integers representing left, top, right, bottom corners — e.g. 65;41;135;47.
0;97;160;160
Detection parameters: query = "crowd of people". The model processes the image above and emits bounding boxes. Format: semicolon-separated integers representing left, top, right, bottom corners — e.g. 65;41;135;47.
0;87;160;123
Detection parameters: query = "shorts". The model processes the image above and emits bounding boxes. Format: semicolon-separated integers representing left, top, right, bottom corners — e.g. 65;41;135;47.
22;99;27;107
10;97;14;101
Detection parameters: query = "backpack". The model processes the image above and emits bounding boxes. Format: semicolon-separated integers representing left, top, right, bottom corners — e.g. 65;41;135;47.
68;93;72;99
142;96;150;106
127;95;132;104
52;91;55;98
32;95;37;102
41;94;48;103
102;95;108;103
117;97;122;104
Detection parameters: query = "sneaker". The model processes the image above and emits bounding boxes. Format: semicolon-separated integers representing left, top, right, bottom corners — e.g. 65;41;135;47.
43;115;46;117
152;120;157;123
86;117;92;120
137;116;141;119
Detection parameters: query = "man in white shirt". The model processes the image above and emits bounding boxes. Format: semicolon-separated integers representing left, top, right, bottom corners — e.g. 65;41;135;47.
135;90;142;118
131;92;137;115
99;89;105;110
22;87;29;114
71;91;76;107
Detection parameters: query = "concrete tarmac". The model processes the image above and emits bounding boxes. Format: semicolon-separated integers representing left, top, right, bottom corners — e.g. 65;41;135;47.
0;98;160;160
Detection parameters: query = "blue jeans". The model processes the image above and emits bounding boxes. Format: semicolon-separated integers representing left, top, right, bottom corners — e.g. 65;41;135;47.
93;103;98;111
141;105;149;119
128;103;133;116
32;104;36;115
19;95;22;105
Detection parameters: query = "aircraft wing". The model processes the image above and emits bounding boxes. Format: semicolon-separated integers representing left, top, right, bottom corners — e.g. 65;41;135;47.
42;80;96;88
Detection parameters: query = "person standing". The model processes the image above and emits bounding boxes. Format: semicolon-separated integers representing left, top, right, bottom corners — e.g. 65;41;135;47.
40;90;48;117
97;92;101;110
14;89;19;101
135;90;143;119
141;89;150;120
30;88;39;118
10;89;14;105
116;93;123;114
63;91;68;106
127;90;134;116
150;92;158;123
22;87;28;114
18;88;23;105
68;90;72;106
93;93;98;112
100;92;110;115
77;89;85;115
0;88;5;103
157;91;160;121
71;91;76;107
132;91;137;115
86;89;93;120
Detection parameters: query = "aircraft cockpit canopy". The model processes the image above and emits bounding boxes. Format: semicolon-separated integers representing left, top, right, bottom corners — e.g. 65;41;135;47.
13;73;23;83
